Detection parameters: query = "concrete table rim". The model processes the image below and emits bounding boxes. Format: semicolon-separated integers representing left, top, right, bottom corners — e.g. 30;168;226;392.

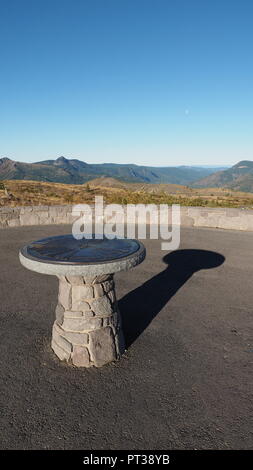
19;239;146;276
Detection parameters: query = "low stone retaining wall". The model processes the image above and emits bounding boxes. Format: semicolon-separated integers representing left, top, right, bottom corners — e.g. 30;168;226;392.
1;204;253;232
0;205;74;228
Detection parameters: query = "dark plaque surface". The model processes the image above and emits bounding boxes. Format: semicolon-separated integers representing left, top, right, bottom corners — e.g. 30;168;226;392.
21;235;141;265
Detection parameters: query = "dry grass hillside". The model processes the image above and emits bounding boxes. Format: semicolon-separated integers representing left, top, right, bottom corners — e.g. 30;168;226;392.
1;177;253;209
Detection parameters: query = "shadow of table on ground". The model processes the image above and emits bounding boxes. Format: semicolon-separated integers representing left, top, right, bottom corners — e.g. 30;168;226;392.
119;249;225;348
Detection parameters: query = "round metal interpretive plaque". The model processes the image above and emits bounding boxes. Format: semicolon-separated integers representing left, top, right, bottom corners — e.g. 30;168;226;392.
20;235;141;265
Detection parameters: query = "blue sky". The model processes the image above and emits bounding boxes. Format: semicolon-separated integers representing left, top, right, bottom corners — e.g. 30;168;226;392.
0;0;252;166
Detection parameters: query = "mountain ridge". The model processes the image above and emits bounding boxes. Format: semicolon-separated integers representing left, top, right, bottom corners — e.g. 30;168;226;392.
0;156;223;185
193;160;253;192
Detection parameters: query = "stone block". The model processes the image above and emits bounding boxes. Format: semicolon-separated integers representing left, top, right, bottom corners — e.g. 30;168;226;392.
72;285;94;303
62;316;102;332
245;216;253;230
90;295;113;317
51;339;71;361
20;206;33;214
48;205;67;216
20;212;39;226
53;321;64;336
0;207;14;214
55;303;64;325
72;346;90;367
72;299;91;312
64;310;83;318
64;331;89;345
37;212;50;224
94;283;104;298
0;214;13;223
7;218;20;227
52;326;72;354
89;327;117;367
58;279;72;309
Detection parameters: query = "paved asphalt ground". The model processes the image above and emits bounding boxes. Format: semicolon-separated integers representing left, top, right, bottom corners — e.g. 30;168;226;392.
0;225;253;449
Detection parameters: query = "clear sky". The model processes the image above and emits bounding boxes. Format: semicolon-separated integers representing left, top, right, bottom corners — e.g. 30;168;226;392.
0;0;252;166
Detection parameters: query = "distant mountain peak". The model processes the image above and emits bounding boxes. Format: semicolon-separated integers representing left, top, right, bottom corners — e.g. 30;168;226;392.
55;156;69;164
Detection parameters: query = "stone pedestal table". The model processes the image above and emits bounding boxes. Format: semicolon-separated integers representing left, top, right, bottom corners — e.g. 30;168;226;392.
19;235;146;367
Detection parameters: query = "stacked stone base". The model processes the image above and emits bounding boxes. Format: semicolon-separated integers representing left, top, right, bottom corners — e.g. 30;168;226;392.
51;274;125;367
